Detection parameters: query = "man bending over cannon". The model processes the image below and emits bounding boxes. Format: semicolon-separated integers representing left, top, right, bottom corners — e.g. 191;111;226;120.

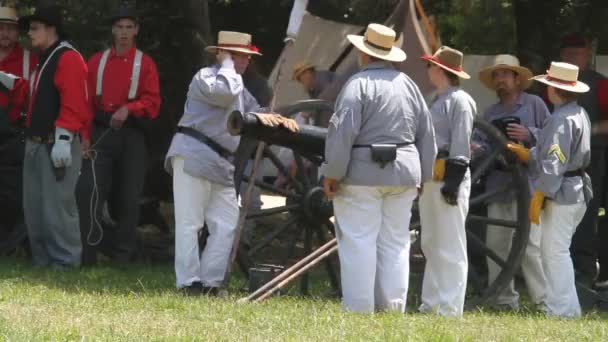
165;31;297;295
321;23;436;313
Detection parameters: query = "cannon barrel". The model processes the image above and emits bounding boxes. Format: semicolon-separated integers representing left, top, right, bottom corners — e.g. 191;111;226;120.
228;111;327;158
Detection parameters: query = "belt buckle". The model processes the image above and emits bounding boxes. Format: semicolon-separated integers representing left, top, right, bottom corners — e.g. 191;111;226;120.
30;135;53;144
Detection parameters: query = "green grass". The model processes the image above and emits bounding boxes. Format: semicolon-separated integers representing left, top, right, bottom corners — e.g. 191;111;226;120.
0;258;607;341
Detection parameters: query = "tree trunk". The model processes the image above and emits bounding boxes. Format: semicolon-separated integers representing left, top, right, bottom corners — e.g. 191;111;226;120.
184;0;213;67
513;0;556;74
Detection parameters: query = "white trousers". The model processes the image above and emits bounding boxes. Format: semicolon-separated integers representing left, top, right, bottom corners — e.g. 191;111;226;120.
486;201;546;307
172;157;239;288
541;201;586;318
419;176;471;317
333;185;417;313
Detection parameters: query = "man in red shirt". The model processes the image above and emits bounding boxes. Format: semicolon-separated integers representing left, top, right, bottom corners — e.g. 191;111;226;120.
76;6;161;265
0;6;37;127
0;6;38;240
3;5;90;268
559;33;608;288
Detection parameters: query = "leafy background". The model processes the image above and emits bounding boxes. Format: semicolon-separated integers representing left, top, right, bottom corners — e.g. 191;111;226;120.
10;0;608;161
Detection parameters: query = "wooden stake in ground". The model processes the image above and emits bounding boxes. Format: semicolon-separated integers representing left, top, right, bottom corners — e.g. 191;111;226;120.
238;238;338;303
222;41;294;289
222;141;266;289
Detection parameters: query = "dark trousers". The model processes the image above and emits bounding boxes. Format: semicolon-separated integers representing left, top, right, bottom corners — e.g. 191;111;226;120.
76;124;147;265
571;143;606;283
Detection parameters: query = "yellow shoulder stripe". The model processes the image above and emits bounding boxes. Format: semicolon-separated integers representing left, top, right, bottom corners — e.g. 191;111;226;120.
548;144;567;164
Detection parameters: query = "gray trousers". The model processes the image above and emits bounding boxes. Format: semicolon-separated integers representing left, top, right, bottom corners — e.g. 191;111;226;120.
23;138;82;267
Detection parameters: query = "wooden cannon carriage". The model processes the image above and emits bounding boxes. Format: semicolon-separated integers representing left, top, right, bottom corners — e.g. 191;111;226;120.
229;100;532;306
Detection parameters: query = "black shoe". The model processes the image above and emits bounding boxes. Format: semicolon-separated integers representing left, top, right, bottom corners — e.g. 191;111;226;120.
182;282;204;296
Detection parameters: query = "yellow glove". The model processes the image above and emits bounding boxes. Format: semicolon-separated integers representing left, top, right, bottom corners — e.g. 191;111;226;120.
506;143;530;163
433;159;446;181
529;191;545;225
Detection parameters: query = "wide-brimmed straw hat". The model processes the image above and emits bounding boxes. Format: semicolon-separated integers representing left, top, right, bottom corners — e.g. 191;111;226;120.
532;62;589;93
421;46;470;79
479;54;533;90
347;23;406;63
0;7;18;25
205;31;262;56
292;61;315;80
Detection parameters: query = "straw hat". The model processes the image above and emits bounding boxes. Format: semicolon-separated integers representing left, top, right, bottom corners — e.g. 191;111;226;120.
532;62;589;93
205;31;262;56
421;46;470;79
0;7;17;24
478;54;533;90
347;23;406;63
292;61;315;80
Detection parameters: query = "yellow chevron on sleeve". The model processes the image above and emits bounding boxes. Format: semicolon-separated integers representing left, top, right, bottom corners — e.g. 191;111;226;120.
548;144;567;164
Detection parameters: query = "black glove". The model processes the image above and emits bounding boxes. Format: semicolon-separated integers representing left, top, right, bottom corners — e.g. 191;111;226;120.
440;159;468;206
491;116;521;140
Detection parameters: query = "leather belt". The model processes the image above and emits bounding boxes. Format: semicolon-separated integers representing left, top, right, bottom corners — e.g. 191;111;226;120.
352;142;414;149
28;134;54;144
177;126;233;161
564;169;585;177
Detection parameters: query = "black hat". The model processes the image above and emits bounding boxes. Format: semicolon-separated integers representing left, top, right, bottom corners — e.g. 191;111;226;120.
18;4;64;32
110;5;139;25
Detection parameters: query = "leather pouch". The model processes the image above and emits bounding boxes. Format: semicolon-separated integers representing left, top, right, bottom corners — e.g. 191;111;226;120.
370;144;397;168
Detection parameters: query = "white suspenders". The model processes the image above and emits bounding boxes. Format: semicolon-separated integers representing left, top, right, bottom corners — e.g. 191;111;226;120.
96;48;143;100
30;42;75;97
23;49;30;81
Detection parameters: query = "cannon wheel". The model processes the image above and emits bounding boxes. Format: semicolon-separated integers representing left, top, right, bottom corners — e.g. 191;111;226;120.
236;100;530;305
237;144;339;295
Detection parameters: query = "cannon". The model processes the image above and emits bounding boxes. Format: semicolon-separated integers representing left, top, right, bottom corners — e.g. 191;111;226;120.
229;100;531;306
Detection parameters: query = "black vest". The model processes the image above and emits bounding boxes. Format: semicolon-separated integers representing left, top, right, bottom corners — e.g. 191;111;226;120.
27;41;73;137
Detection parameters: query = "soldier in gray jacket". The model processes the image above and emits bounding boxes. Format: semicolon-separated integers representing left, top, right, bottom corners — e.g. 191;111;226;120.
419;46;476;317
475;55;550;311
322;23;436;313
509;61;592;318
165;31;262;294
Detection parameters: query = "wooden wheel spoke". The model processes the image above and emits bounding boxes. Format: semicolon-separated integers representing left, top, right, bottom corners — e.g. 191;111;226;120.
471;147;503;183
467;215;519;229
466;231;508;269
263;148;305;193
294;153;311;188
248;215;300;257
469;183;512;207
